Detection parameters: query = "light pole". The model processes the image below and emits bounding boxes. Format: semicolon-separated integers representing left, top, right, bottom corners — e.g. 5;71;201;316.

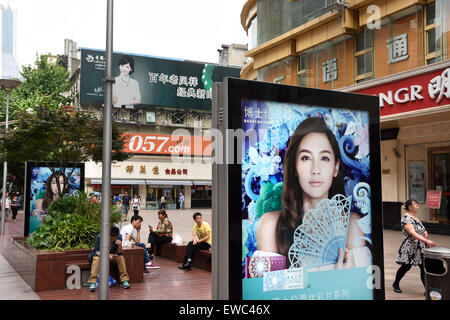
99;0;114;300
0;78;21;236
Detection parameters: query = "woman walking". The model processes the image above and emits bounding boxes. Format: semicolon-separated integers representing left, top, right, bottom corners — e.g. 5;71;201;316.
393;199;436;294
131;194;141;217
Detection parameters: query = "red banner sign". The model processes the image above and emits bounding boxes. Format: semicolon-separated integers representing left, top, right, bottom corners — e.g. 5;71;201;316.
123;133;212;156
355;67;450;117
426;190;442;209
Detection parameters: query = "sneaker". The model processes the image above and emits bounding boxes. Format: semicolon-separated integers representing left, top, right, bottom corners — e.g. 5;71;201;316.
88;283;96;292
120;281;130;289
146;262;160;269
143;269;151;274
178;264;191;270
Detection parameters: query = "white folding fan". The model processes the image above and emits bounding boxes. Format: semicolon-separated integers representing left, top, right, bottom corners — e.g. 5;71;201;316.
288;194;352;269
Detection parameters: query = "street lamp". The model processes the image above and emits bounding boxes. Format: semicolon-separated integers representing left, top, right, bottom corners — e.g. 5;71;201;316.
0;78;21;235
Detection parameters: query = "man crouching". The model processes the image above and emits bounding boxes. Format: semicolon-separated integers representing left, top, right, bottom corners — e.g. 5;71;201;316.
87;226;130;291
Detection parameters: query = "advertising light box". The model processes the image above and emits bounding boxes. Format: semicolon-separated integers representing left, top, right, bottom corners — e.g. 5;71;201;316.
212;78;384;300
24;163;85;236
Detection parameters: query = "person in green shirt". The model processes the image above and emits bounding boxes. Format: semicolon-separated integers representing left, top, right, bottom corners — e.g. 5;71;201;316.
178;212;211;270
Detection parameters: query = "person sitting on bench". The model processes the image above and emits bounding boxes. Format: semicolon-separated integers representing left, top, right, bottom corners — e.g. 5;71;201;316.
148;209;173;259
87;226;130;292
178;212;211;270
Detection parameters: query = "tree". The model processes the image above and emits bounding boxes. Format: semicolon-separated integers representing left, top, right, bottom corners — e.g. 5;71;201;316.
0;55;74;122
0;106;131;196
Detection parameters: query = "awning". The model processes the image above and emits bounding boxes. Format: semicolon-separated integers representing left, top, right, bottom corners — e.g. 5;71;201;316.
193;181;212;186
146;180;193;186
90;179;146;185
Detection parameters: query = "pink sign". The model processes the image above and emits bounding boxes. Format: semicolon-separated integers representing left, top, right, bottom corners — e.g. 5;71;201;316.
426;190;442;209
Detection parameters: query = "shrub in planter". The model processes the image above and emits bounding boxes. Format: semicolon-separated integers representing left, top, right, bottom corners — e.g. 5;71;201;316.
26;192;122;250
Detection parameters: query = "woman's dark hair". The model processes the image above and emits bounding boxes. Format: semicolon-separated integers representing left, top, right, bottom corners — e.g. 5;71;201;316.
193;212;202;220
43;172;68;211
118;55;135;74
276;117;346;258
404;199;417;211
158;209;168;218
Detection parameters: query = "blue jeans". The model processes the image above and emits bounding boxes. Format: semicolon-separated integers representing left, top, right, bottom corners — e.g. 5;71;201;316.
134;243;150;264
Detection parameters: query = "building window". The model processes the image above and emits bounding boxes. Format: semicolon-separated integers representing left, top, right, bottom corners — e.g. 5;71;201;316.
425;1;441;65
354;30;374;83
297;53;311;87
171;113;186;125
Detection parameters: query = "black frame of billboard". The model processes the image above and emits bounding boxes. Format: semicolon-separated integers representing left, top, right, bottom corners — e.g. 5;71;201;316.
217;77;384;300
23;162;85;237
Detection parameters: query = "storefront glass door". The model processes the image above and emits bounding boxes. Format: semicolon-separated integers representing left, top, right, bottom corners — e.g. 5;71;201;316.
430;148;450;224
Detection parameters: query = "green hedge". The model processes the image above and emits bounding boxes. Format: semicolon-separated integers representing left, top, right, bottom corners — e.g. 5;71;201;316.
26;192;122;251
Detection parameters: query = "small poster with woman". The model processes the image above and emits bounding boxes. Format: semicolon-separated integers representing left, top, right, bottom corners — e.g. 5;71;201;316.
25;163;84;235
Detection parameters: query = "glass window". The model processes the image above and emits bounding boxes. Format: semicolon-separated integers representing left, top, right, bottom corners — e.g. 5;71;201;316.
426;2;436;25
427;28;436;53
354;30;374;83
248;17;258;51
257;0;337;46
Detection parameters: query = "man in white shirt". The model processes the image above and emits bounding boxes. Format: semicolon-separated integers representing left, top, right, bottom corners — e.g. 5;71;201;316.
120;215;159;270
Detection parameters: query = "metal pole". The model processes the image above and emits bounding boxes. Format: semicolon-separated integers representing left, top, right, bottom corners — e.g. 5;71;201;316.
99;0;114;300
1;91;10;235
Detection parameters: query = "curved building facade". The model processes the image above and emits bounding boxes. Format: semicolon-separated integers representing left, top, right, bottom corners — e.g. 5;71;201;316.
240;0;450;233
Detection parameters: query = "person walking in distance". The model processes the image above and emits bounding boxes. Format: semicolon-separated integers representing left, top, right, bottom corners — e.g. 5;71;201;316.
122;191;130;221
178;212;211;270
10;194;19;221
131;194;141;217
392;199;436;294
160;194;166;210
179;192;184;210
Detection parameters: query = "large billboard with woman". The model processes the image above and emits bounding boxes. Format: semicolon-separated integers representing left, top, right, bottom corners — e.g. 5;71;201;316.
212;78;384;300
24;163;85;235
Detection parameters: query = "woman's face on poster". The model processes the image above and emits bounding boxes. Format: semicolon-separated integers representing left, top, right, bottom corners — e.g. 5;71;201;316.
119;63;132;76
295;132;339;200
50;175;65;196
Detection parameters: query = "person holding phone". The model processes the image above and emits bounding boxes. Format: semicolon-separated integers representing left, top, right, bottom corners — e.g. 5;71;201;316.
147;209;173;259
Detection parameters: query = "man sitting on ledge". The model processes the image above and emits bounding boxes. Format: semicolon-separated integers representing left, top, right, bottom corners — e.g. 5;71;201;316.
178;212;211;270
87;226;130;292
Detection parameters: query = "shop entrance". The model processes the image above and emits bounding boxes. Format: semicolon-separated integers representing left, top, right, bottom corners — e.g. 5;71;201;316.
429;147;450;224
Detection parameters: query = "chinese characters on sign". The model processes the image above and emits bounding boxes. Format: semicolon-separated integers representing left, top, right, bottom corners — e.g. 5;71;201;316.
243;106;270;125
165;168;188;175
387;34;408;64
126;165;134;174
148;72;212;101
125;165;187;176
429;68;450;103
426;190;442;209
322;58;337;83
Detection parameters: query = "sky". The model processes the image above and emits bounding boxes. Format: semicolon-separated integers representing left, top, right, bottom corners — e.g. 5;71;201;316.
3;0;248;67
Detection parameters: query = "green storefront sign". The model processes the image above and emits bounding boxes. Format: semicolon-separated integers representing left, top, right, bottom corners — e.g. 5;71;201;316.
80;48;241;113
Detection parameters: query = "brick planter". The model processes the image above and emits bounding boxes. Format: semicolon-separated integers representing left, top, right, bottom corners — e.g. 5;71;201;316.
6;237;144;292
